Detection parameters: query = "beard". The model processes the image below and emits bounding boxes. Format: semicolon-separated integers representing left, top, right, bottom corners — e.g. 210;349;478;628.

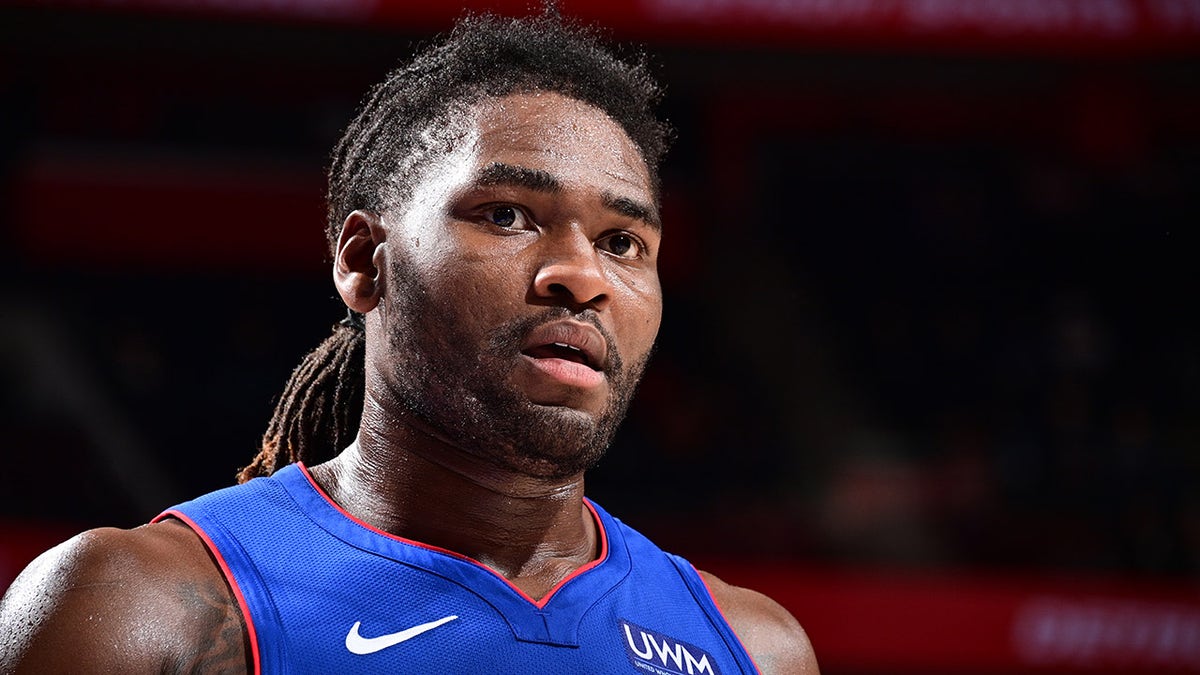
381;256;652;480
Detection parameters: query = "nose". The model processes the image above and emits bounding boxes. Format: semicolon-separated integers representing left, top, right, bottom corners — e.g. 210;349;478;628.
531;229;612;312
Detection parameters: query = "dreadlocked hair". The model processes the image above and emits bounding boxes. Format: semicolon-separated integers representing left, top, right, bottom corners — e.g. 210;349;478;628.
239;7;670;483
238;317;365;483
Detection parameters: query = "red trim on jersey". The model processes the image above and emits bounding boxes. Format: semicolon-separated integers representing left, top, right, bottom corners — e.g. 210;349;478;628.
153;509;262;675
295;461;608;610
693;565;763;675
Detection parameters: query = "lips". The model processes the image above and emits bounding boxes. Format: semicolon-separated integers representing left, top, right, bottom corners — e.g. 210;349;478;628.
520;321;607;372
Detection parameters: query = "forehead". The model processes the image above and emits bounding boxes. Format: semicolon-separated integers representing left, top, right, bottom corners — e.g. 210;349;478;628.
466;92;653;202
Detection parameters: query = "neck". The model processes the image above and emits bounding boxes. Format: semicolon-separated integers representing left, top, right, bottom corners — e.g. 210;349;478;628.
307;399;598;602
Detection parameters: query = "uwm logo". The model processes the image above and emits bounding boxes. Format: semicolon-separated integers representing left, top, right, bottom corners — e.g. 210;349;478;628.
619;620;720;675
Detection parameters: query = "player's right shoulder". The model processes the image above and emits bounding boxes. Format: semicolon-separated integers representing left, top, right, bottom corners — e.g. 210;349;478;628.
0;520;250;674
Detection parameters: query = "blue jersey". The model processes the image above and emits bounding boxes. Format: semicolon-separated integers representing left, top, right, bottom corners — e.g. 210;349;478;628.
158;463;759;674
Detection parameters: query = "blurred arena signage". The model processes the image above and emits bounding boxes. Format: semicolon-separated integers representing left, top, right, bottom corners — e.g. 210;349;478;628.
17;0;1200;54
1013;597;1200;671
703;561;1200;673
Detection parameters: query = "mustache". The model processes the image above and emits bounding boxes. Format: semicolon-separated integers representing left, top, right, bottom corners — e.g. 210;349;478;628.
485;308;624;375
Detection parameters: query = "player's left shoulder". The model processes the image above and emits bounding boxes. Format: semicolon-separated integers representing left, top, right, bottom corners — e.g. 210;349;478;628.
697;569;820;675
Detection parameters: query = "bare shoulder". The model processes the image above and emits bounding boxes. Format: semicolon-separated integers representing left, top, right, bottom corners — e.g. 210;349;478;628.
697;569;820;675
0;519;249;674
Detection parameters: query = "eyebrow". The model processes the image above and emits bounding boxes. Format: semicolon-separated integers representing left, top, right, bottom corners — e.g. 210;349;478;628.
474;162;561;193
472;161;661;231
603;193;661;231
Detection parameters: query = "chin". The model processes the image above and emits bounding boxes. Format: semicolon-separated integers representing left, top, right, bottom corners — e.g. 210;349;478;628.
475;402;617;480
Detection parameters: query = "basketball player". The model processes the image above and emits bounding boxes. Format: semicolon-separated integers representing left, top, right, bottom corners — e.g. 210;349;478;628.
0;11;818;673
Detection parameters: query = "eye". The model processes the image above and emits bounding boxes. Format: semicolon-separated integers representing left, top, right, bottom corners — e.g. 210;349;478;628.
596;232;644;259
483;205;532;231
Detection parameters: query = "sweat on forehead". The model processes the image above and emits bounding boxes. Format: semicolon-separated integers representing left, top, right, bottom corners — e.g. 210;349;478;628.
373;102;480;215
388;93;658;232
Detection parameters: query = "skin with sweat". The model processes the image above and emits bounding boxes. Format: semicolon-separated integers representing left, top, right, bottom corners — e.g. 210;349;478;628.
0;92;819;674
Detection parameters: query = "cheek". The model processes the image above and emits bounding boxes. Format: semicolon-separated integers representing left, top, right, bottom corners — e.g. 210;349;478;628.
453;244;530;305
398;221;516;290
618;275;663;350
641;298;664;347
421;238;532;331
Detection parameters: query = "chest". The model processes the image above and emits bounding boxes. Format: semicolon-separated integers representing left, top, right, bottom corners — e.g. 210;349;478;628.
248;554;745;675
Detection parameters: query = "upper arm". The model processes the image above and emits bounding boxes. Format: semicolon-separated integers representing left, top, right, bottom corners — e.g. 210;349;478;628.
698;570;820;675
0;521;249;674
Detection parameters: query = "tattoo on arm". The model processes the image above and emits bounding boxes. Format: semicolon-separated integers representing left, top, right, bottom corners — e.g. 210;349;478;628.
168;580;250;675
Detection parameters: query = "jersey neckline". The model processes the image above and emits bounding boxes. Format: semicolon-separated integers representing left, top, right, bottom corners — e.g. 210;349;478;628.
270;462;632;645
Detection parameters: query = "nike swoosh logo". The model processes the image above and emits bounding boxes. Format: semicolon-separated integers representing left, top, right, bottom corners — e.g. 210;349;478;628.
345;615;459;655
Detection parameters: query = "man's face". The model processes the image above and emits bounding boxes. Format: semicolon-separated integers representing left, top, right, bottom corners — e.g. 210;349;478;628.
370;91;663;480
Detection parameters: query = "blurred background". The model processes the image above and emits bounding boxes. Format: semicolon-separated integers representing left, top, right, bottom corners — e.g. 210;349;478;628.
1;0;1198;672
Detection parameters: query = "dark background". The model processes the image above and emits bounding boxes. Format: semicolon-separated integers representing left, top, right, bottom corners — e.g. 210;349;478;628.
1;1;1198;672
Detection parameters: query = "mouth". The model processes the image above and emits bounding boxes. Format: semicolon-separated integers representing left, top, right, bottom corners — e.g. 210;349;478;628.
519;321;607;373
522;342;598;370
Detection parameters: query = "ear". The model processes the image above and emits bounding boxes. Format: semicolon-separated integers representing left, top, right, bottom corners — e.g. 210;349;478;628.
334;210;388;314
